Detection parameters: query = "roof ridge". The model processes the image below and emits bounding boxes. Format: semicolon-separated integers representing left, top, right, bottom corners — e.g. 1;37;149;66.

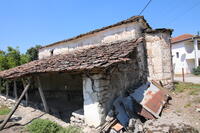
40;16;150;49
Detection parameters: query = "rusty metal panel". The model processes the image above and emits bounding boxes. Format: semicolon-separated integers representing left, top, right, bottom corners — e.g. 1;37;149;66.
131;82;169;118
138;107;155;119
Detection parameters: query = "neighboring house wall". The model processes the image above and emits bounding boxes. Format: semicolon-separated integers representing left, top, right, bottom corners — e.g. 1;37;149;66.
172;42;187;74
172;39;200;75
38;22;146;59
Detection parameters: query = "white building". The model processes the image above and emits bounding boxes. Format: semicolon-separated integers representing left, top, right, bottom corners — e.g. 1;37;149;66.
171;34;200;75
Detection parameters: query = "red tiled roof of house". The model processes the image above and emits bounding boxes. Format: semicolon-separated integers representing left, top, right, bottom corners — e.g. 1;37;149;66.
171;34;194;44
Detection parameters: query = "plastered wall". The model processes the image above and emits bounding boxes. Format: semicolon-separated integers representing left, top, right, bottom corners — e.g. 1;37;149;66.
39;22;146;59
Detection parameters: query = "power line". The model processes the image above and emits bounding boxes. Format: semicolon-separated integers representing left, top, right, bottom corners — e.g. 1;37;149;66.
139;0;153;15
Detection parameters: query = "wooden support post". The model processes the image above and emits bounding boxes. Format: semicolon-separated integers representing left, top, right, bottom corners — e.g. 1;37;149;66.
0;82;30;130
182;68;185;82
0;78;2;94
22;79;29;106
13;80;18;100
25;92;28;106
37;77;49;113
6;81;9;100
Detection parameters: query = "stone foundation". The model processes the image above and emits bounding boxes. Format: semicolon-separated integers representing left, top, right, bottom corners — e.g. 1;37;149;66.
70;109;85;127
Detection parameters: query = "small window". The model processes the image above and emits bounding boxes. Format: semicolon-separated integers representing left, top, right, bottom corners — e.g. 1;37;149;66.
198;41;200;50
176;52;179;58
50;49;54;56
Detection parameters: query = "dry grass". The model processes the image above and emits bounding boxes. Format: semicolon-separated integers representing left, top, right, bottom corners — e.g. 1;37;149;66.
174;82;200;95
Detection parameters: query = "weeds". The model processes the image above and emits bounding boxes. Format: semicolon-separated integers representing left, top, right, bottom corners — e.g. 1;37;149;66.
27;119;82;133
174;82;200;95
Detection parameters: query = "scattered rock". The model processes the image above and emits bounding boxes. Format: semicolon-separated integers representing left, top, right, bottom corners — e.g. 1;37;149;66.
143;112;199;133
196;108;200;113
106;110;115;122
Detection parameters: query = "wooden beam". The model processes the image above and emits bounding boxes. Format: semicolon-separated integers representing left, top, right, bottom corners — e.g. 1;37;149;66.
13;80;18;100
6;81;9;100
37;76;49;113
25;92;28;106
0;82;30;130
0;78;2;94
22;79;29;106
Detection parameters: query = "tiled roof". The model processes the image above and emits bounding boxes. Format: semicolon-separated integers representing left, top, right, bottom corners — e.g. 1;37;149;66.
171;34;194;44
0;38;143;79
40;16;150;49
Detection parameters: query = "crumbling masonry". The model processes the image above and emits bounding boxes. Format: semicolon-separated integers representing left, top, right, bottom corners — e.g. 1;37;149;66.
0;16;173;128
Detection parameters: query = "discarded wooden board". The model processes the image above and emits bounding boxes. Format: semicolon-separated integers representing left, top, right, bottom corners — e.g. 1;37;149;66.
101;119;117;133
111;123;124;132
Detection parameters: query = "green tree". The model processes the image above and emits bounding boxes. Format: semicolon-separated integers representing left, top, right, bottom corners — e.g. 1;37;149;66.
0;50;8;71
20;54;29;65
26;45;41;61
6;47;21;68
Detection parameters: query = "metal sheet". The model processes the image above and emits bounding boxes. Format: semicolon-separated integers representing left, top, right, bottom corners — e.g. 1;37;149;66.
131;81;169;118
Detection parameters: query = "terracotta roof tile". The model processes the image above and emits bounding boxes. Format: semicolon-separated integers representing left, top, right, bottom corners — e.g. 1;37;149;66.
171;34;194;44
0;38;143;79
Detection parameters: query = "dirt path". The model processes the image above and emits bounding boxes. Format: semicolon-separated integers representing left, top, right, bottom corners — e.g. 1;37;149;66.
165;90;200;131
174;74;200;84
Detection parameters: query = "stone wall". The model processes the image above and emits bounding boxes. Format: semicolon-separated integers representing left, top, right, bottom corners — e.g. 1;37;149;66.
38;73;83;100
145;32;173;89
39;22;146;59
30;73;84;122
83;48;147;127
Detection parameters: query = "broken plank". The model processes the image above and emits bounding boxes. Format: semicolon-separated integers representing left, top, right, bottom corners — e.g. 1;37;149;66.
0;82;30;130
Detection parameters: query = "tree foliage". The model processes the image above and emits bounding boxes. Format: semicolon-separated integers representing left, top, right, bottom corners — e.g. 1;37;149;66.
26;45;41;62
0;51;9;71
0;45;41;71
6;46;21;68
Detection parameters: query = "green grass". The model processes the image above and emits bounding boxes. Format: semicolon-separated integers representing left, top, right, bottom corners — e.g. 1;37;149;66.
27;119;82;133
0;105;11;115
174;82;200;95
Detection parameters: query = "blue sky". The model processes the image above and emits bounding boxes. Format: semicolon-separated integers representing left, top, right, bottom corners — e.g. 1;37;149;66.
0;0;200;53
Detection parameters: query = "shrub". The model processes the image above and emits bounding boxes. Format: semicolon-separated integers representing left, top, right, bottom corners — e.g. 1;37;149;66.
27;119;82;133
192;66;200;75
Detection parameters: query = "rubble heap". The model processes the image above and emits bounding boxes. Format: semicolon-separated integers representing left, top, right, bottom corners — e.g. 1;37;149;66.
98;80;198;133
70;109;85;127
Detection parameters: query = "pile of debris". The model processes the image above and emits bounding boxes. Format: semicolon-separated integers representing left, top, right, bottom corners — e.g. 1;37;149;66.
100;81;171;133
70;109;85;127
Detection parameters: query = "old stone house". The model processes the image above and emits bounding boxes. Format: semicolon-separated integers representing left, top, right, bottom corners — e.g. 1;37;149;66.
0;16;173;127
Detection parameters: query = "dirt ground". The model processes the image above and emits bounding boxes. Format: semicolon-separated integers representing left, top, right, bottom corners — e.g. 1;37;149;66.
164;89;200;131
0;83;200;133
